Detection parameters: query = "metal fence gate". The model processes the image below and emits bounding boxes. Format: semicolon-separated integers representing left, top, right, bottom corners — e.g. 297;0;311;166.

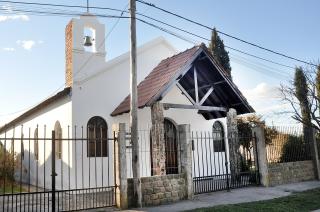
192;130;260;194
0;125;117;211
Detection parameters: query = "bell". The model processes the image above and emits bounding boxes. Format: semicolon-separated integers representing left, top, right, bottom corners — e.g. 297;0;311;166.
83;35;93;47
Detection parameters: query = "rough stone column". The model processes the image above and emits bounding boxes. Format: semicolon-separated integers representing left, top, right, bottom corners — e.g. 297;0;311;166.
150;102;166;175
113;123;128;209
178;124;193;199
311;128;320;180
252;126;269;187
226;108;241;178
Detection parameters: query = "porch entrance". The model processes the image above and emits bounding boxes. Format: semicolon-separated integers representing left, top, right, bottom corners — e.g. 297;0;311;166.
164;119;178;174
192;125;260;194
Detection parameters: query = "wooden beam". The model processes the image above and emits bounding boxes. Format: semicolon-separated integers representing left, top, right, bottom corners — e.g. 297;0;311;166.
163;103;227;112
187;80;226;93
176;82;196;105
199;86;214;105
194;66;199;104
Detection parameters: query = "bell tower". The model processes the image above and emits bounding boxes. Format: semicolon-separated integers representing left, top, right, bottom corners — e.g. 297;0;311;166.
65;15;106;87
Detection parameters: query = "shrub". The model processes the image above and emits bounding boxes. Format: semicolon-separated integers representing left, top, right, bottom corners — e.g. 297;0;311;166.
0;143;18;184
280;135;310;162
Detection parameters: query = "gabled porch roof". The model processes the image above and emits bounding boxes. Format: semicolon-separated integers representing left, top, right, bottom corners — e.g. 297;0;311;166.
111;44;254;119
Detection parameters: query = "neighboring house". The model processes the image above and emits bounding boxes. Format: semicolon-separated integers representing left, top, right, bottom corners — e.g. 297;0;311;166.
0;15;253;189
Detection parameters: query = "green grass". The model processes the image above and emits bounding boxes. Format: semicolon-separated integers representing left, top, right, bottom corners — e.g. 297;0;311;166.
188;188;320;212
0;184;26;194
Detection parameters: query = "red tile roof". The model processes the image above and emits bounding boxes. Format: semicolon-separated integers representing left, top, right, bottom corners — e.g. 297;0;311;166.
111;45;201;116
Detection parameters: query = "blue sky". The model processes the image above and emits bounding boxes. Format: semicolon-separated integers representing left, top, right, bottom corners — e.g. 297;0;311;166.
0;0;319;125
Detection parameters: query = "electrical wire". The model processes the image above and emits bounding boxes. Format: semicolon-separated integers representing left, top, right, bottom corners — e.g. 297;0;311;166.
136;0;317;67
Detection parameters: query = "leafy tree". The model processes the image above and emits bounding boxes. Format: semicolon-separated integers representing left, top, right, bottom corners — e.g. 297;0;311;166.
209;28;232;77
237;114;278;147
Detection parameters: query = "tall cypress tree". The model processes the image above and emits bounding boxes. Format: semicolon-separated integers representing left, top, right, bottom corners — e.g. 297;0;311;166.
294;67;312;143
209;28;232;77
316;66;320;115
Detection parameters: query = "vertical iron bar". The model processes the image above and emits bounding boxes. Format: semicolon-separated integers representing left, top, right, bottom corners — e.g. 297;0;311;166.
224;133;230;191
68;126;70;211
51;130;56;212
19;126;23;212
2;130;7;212
28;128;31;212
195;132;201;193
94;126;97;208
253;133;260;185
74;126;77;211
43;125;46;212
100;126;103;188
11;127;15;212
191;132;196;194
81;126;84;210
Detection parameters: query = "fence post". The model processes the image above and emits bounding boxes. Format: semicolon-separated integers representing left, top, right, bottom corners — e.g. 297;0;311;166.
178;124;193;199
51;130;57;212
311;128;320;180
252;126;269;187
113;123;128;209
150;102;166;175
226;108;241;179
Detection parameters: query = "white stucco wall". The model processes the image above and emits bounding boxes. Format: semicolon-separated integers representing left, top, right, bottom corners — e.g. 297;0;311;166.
70;36;177;184
0;96;72;189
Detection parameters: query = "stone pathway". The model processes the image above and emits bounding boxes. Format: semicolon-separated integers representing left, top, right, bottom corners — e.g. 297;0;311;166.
120;180;320;212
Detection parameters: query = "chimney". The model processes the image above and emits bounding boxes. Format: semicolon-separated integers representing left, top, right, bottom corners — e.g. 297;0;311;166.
65;20;73;87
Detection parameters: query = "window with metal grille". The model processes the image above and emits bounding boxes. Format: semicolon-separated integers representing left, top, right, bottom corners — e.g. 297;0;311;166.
34;128;39;161
54;121;62;159
87;116;108;157
213;121;225;152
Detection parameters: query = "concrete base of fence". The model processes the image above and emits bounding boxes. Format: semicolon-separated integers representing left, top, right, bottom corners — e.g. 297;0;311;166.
127;174;188;207
268;160;316;186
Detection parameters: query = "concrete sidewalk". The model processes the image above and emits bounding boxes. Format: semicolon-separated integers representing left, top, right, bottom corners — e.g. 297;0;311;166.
120;181;320;212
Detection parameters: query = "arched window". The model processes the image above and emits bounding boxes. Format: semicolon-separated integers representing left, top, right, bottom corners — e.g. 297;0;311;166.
212;121;225;152
34;128;39;161
87;116;108;157
164;118;178;174
54;121;62;159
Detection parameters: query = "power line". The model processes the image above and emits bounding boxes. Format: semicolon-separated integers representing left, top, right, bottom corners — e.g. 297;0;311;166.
0;0;124;13
0;7;129;18
0;5;298;72
136;0;317;67
0;1;307;70
0;4;303;117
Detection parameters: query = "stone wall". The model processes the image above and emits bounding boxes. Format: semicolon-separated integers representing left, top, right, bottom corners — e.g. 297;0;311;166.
127;174;187;207
268;160;315;186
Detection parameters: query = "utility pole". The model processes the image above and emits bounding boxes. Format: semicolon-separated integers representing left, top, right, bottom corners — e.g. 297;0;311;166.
129;0;142;207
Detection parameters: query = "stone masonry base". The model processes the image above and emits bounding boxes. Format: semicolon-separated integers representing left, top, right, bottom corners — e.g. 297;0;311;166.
268;160;315;186
127;174;187;207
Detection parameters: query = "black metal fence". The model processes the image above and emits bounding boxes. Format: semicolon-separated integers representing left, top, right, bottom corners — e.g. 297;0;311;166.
266;126;312;164
0;125;116;211
192;132;260;194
